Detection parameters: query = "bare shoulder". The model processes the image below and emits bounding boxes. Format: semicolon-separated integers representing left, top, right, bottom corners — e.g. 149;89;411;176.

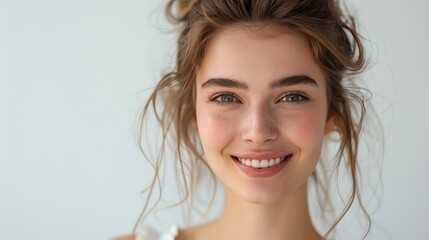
176;221;218;240
112;235;136;240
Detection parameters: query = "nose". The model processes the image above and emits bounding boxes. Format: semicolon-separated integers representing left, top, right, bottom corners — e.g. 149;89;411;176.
240;105;279;144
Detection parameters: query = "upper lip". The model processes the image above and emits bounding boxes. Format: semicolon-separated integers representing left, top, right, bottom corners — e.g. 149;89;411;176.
232;151;292;160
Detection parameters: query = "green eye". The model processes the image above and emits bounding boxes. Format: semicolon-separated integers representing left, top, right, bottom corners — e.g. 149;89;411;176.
280;93;308;103
212;93;240;104
220;95;236;102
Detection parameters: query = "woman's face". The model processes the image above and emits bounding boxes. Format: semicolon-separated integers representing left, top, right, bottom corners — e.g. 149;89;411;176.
195;25;334;204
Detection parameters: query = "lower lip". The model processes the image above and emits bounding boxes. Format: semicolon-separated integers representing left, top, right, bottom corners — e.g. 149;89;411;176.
233;156;291;178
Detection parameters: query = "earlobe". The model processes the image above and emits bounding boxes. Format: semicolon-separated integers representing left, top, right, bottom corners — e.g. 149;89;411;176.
324;115;336;134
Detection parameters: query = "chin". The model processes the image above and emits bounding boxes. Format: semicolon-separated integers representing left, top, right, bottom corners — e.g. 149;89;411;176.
236;184;291;205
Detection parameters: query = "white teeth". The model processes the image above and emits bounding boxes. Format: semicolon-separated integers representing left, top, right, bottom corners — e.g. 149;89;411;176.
260;160;269;168
245;159;251;166
237;156;288;169
251;160;259;168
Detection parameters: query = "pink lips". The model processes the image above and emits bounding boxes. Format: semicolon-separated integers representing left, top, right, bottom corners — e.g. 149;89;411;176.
232;152;292;178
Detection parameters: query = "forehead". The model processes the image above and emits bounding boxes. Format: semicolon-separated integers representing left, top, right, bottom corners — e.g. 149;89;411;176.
197;25;326;88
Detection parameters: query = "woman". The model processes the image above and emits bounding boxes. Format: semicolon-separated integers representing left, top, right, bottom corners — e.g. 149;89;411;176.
117;0;377;239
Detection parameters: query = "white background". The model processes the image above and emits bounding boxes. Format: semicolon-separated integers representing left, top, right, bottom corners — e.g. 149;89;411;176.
1;0;428;239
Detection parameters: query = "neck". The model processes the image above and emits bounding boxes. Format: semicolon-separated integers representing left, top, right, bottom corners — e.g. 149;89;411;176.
213;182;320;240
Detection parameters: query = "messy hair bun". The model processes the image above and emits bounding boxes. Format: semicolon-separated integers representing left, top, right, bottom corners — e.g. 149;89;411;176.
137;0;379;238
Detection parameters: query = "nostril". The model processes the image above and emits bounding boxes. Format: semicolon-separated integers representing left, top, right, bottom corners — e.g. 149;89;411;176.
239;112;279;144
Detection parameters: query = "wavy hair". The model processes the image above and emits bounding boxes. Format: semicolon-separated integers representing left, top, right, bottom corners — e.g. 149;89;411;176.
136;0;377;238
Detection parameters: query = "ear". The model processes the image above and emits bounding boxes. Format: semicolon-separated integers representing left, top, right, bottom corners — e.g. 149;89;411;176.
324;114;336;134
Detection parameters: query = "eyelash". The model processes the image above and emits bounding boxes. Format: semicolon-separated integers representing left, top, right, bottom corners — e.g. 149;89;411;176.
210;93;241;105
277;92;309;104
209;92;309;105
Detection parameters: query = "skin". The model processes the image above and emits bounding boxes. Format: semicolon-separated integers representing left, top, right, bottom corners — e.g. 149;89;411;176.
115;24;335;240
187;25;335;240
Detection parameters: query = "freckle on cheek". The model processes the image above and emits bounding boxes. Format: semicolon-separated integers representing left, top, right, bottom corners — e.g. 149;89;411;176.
206;118;228;134
292;115;325;140
199;115;236;143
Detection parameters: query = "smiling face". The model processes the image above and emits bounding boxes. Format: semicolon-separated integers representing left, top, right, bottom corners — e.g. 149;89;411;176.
195;25;335;204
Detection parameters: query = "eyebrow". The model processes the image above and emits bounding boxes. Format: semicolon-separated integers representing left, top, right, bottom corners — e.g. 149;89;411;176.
270;75;319;88
201;75;319;89
201;78;248;89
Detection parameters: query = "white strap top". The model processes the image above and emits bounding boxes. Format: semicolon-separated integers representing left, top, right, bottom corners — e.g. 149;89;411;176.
135;225;178;240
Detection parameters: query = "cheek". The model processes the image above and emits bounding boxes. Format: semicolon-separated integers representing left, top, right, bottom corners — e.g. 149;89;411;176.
282;111;327;149
195;109;241;178
196;108;238;153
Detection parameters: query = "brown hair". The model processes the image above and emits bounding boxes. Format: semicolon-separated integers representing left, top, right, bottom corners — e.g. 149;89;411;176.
136;0;375;238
